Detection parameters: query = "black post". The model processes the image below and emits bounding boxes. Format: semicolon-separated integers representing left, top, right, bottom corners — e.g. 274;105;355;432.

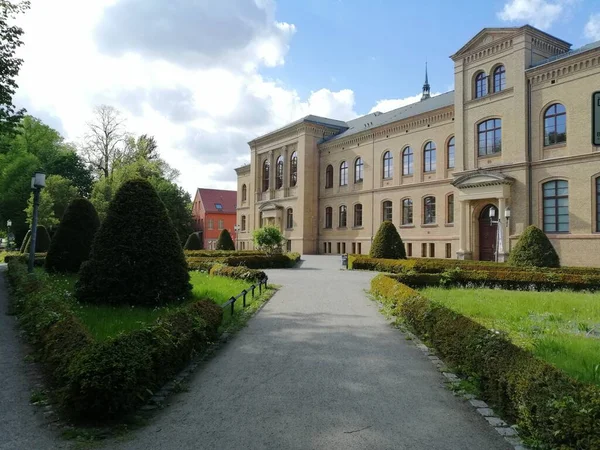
251;285;255;298
242;290;247;307
259;282;262;294
230;297;235;316
264;277;268;289
28;187;41;274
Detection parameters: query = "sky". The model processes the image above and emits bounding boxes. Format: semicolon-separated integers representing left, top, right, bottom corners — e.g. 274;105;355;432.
13;0;600;195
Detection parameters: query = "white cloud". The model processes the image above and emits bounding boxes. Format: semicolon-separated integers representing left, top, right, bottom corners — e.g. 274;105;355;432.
368;92;441;114
497;0;576;29
585;13;600;41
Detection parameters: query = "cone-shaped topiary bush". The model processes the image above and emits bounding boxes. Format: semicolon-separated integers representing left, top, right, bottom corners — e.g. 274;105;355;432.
19;229;30;253
23;225;51;253
370;221;406;259
216;229;235;251
508;225;560;268
184;232;203;250
75;179;191;306
45;199;100;273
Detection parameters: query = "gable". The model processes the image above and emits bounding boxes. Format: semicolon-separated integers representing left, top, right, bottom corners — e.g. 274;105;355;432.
451;28;519;60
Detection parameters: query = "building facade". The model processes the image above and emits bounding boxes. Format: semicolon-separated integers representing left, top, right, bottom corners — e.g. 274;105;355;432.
236;25;600;266
192;188;237;249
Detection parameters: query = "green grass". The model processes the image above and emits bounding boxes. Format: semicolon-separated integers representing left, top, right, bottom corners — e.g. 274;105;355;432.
421;287;600;385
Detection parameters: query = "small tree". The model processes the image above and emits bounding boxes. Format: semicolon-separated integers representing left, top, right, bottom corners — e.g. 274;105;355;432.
252;226;284;254
508;225;560;268
23;225;51;253
370;221;406;259
45;198;100;273
184;232;202;250
216;229;235;251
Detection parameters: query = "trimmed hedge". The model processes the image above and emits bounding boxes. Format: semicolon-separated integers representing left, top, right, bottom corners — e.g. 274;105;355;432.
186;253;300;271
23;225;51;253
184;250;265;257
371;274;600;449
209;264;266;282
509;225;560;268
370;221;406;259
216;229;235;251
4;253;46;266
183;232;203;250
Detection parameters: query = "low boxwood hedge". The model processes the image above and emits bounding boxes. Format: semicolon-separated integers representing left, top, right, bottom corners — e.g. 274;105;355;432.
184;250;265;258
4;252;47;266
209;264;266;283
186;253;300;271
371;274;600;449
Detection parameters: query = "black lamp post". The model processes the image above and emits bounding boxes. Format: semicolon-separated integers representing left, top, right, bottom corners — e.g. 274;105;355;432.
28;171;46;274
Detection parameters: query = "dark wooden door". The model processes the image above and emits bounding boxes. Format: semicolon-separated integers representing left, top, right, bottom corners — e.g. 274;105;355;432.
479;205;497;261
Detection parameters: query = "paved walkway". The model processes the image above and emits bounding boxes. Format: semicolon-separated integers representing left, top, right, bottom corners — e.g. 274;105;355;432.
0;266;67;450
113;255;509;450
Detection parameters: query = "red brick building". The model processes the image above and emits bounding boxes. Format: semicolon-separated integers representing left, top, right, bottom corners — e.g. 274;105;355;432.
192;188;237;249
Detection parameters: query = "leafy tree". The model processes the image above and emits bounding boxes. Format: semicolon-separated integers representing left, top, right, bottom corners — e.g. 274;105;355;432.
508;225;560;268
369;221;406;259
75;179;191;306
184;232;202;250
216;229;235;251
0;1;30;144
252;226;284;254
44;146;93;197
43;175;79;221
25;188;58;229
46;198;100;273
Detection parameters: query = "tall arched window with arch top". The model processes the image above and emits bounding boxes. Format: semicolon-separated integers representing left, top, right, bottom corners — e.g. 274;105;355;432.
262;159;270;192
290;151;298;186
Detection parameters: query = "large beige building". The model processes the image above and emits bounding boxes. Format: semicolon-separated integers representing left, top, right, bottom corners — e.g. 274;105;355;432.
235;25;600;267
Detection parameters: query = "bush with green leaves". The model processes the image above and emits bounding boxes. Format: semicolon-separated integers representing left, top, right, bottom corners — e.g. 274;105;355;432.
216;229;235;251
184;232;203;250
508;225;560;268
75;179;191;306
45;199;100;273
252;226;284;254
23;225;51;253
369;221;406;259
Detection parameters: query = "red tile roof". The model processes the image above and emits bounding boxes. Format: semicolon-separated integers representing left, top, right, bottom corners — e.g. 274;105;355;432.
197;188;237;214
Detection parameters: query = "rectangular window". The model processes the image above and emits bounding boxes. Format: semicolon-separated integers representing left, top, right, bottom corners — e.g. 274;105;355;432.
323;242;327;254
543;180;569;233
352;243;356;254
342;242;346;254
337;242;341;254
328;242;331;253
447;195;454;224
208;219;214;230
407;243;413;257
354;204;363;227
421;243;427;257
597;178;600;232
446;243;452;259
429;243;435;258
357;243;362;254
218;219;224;230
286;240;292;252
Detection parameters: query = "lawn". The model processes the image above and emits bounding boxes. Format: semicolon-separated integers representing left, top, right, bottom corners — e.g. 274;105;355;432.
421;287;600;385
45;271;260;341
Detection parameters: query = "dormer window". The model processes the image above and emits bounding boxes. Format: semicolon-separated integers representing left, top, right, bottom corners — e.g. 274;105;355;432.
215;203;223;211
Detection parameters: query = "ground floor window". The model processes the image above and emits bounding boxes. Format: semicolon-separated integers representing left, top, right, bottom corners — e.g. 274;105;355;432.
429;243;435;258
323;242;327;253
421;243;427;257
352;243;356;254
286;240;292;252
407;243;412;257
342;242;346;254
543;180;569;233
337;242;341;254
328;242;331;253
446;243;452;258
357;243;362;254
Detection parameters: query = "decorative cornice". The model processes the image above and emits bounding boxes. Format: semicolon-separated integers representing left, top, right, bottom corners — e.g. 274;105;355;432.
462;37;514;67
527;49;600;86
235;164;251;175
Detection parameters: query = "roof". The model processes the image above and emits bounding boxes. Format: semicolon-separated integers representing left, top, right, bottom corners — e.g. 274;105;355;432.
196;188;237;214
248;114;348;144
529;39;600;69
322;91;455;143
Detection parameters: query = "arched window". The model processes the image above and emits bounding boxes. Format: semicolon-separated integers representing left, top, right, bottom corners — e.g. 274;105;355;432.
276;155;284;189
262;159;270;192
402;198;413;225
447;137;455;169
382;200;393;222
543;180;569;233
478;119;502;156
423;141;436;173
475;72;487;98
325;165;333;189
339;205;347;228
447;194;454;224
354;157;364;183
340;161;348;186
325;207;333;228
286;208;293;229
241;215;246;231
493;65;506;92
424;196;436;224
241;184;247;202
354;204;363;227
544;103;566;146
383;151;393;179
402;147;414;175
290;152;298;187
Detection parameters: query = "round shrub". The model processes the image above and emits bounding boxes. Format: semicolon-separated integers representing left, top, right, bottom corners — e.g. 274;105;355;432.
508;225;560;268
45;199;100;273
23;225;51;253
369;221;406;259
216;229;235;251
75;179;191;306
184;232;202;250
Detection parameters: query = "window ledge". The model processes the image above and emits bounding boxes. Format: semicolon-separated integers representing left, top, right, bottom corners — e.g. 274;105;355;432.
399;224;415;228
478;153;502;159
355;180;364;184
285;228;294;231
383;177;393;181
445;223;455;227
337;227;348;230
352;226;364;230
421;224;438;228
543;143;567;150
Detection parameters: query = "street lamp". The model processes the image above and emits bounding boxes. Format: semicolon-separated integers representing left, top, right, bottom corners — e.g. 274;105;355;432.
28;171;46;273
233;224;241;250
489;206;511;262
6;219;12;251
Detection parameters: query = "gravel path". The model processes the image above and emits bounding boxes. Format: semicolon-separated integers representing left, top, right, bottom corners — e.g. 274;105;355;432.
0;265;67;450
112;255;510;450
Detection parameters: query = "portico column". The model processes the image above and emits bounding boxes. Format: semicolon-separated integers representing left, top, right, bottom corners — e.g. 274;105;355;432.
497;197;508;262
457;200;472;260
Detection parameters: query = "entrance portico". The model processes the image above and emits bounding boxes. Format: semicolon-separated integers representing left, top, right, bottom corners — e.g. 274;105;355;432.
452;170;514;262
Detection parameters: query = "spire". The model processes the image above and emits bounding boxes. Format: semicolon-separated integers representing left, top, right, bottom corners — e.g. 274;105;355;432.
421;62;431;101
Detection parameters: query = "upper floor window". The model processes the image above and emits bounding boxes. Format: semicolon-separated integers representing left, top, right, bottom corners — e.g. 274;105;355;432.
208;219;214;230
493;65;506;92
354;204;363;227
382;200;393;222
478;119;502;156
424;196;436;224
447;194;455;224
276;156;284;189
340;161;348;186
383;151;393;179
241;215;246;231
286;208;293;229
543;180;569;233
325;207;333;228
475;72;488;98
339;205;347;228
596;177;600;232
355;157;364;183
218;219;224;230
423;141;436;173
325;165;333;188
402;147;414;175
402;198;413;225
241;184;247;202
262;159;270;192
447;137;455;169
544;103;566;146
290;152;298;187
